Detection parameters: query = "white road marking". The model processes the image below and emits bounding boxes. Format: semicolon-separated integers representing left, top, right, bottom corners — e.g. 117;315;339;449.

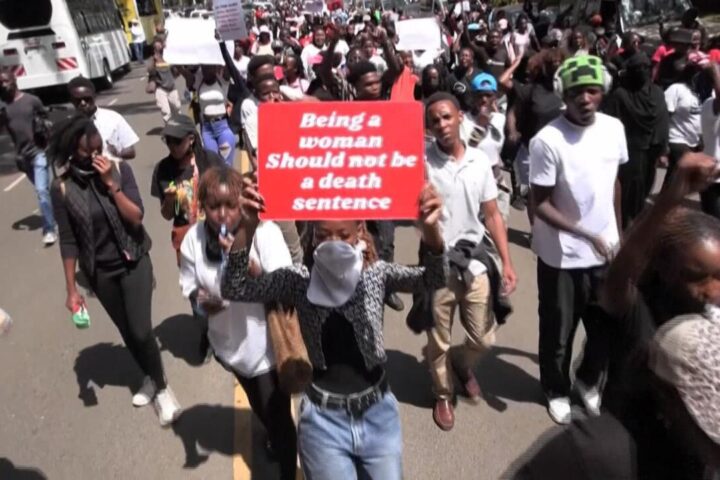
3;174;25;192
107;98;118;106
138;75;147;81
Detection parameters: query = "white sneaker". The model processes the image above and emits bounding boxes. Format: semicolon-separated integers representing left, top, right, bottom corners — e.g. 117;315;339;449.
154;386;182;427
547;397;572;425
132;376;156;407
43;231;57;246
575;380;602;417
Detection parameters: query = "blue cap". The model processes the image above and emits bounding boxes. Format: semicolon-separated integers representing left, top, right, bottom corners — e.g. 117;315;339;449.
470;72;497;93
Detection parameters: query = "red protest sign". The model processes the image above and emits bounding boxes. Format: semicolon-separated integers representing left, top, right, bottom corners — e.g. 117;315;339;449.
257;101;425;221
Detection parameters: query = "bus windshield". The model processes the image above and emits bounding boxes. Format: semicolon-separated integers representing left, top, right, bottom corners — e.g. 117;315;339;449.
0;0;52;30
621;0;692;27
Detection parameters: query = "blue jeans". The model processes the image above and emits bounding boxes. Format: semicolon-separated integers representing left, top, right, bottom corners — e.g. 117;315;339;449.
201;119;236;166
26;151;55;234
130;42;144;62
298;390;403;480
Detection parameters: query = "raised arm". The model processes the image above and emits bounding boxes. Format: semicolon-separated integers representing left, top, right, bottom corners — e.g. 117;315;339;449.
602;153;720;316
219;39;250;99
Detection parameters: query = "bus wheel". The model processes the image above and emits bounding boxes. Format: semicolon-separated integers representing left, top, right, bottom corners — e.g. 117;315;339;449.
99;60;113;90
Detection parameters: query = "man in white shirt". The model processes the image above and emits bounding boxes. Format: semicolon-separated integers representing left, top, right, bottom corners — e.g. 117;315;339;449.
67;76;139;161
301;26;327;81
700;61;720;218
424;92;517;431
530;56;628;425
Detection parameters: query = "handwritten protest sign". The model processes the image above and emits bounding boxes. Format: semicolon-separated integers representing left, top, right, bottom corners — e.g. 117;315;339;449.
164;17;231;65
258;102;425;221
213;0;248;40
396;18;442;52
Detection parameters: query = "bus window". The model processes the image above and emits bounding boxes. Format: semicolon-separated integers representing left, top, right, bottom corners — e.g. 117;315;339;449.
0;0;52;30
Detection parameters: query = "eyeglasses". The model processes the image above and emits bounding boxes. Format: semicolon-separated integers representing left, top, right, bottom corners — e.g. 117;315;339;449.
162;136;185;146
72;96;94;105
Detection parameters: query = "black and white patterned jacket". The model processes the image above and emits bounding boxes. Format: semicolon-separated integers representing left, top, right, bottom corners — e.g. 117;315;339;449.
221;249;448;370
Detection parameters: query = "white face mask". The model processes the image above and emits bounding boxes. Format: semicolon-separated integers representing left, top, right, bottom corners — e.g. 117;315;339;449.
307;239;366;308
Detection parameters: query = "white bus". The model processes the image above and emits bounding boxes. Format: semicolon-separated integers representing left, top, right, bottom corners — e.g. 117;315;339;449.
0;0;131;91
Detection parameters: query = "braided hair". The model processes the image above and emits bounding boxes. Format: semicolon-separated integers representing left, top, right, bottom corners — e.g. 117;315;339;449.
47;113;99;170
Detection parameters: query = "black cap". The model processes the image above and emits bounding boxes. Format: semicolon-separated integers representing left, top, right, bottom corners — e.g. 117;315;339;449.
162;114;196;138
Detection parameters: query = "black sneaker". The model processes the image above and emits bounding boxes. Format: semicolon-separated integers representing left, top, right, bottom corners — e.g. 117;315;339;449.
385;293;405;311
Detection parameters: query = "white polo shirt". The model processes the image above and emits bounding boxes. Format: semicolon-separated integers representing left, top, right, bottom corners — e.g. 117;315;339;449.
425;141;498;276
92;107;139;158
529;113;628;269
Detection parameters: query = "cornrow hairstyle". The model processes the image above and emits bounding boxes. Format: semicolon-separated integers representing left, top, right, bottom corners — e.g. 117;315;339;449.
47;113;100;170
301;221;379;270
197;166;244;211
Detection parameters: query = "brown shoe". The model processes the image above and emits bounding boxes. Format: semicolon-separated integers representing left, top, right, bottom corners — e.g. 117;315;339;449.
433;399;455;431
457;368;482;403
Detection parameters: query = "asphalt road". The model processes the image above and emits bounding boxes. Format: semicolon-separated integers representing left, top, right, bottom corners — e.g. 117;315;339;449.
0;66;569;480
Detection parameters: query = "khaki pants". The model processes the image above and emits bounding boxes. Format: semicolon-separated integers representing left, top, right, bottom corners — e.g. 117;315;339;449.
155;88;181;123
426;273;495;400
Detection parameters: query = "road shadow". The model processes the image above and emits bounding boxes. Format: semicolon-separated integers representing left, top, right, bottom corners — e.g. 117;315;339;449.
385;349;435;409
475;345;544;412
12;214;43;232
146;127;163;136
171;404;251;469
112;100;159;117
154;313;208;367
73;342;141;407
0;459;47;479
508;227;531;249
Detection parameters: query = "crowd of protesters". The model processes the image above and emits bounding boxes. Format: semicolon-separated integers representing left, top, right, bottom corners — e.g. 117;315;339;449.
3;0;720;478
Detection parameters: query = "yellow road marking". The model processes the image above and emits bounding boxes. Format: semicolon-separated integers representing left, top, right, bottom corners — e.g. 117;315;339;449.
233;379;252;480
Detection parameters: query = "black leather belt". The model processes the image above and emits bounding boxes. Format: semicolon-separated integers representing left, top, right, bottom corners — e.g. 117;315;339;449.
307;376;389;417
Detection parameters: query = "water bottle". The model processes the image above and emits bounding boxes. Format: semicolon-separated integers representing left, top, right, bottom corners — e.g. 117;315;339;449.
72;304;91;329
220;223;229;269
0;308;13;336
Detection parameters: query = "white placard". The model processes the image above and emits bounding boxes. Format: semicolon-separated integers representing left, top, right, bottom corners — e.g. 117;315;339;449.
396;18;442;52
213;0;248;40
164;17;232;65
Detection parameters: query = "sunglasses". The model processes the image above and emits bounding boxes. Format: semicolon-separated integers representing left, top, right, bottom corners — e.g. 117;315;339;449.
72;96;94;105
162;136;185;146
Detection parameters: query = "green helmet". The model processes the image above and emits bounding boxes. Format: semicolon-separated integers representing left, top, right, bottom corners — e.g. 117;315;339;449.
556;55;605;92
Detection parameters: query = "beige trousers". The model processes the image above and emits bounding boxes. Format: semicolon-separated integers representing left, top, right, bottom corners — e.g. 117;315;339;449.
155;88;181;123
426;273;495;400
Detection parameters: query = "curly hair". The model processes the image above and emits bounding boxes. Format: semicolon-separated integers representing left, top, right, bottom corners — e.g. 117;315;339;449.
527;48;568;83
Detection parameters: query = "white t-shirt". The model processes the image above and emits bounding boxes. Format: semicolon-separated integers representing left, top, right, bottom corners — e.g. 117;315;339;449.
702;96;720;183
529;113;628;269
233;56;250;80
665;82;702;147
425;141;498;276
301;43;324;80
92;107;139;158
460;112;506;167
369;54;387;75
198;81;227;118
240;96;259;151
179;221;292;377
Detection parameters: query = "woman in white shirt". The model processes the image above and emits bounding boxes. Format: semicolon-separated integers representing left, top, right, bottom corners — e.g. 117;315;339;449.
198;65;236;166
179;167;297;480
663;61;704;187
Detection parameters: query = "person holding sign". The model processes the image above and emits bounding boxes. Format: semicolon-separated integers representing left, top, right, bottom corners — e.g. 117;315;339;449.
179;167;297;480
424;92;517;431
220;179;447;480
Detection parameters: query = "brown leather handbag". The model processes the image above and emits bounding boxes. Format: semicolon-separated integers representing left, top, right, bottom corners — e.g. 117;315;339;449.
266;302;313;394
